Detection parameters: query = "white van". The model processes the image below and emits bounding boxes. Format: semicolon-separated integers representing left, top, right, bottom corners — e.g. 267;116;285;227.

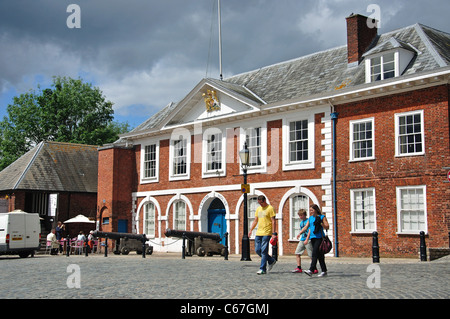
0;210;41;258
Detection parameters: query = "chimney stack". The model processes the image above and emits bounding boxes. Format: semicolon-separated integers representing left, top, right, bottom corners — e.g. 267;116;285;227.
346;13;378;65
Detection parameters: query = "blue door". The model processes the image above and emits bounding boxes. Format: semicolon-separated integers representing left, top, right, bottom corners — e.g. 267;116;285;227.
118;219;128;233
208;209;227;245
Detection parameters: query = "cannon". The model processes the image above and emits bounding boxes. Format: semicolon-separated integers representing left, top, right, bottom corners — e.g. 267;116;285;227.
92;230;153;256
164;228;227;257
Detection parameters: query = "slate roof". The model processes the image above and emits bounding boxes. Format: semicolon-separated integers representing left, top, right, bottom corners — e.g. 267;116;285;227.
0;141;98;193
226;23;449;103
125;23;450;136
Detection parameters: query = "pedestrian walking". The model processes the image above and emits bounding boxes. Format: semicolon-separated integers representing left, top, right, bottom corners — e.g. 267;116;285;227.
292;209;312;273
300;204;329;277
248;195;277;275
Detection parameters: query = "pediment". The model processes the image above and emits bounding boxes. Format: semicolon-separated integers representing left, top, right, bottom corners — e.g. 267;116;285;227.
363;37;418;58
163;78;263;127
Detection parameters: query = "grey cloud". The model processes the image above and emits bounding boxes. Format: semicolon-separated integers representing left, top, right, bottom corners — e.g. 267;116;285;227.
0;0;448;123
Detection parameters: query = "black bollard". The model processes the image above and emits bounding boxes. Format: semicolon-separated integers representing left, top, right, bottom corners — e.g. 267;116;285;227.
104;236;108;257
182;233;186;259
448;232;450;249
66;235;70;257
141;235;147;259
420;231;427;261
85;237;89;257
372;231;380;263
224;232;229;261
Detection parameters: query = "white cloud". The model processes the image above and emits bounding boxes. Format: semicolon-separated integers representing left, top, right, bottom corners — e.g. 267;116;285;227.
97;55;205;116
297;0;348;47
0;33;81;93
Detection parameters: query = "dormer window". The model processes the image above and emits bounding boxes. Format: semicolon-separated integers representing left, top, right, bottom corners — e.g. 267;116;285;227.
364;37;417;84
370;52;395;82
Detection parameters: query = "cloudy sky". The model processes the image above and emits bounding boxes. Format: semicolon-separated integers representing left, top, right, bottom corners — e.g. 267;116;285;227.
0;0;449;128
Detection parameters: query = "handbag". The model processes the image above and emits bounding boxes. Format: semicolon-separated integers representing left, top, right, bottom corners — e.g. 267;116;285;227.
319;231;332;254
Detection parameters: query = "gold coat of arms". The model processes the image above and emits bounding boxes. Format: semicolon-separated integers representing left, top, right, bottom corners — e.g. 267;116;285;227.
202;89;220;112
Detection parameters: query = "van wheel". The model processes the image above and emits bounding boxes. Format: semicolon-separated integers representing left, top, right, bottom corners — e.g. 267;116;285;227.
19;251;30;258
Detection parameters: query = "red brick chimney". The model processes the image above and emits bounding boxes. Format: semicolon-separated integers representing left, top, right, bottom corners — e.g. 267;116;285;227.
346;13;378;64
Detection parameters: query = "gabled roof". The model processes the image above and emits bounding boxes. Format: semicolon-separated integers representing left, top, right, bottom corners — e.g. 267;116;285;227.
0;141;98;193
362;36;418;57
124;23;449;138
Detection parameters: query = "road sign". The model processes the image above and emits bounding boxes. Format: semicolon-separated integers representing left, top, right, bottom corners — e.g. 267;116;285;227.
241;184;250;193
447;170;450;182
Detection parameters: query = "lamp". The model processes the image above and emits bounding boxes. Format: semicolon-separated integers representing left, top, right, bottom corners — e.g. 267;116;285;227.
239;143;250;167
239;142;251;261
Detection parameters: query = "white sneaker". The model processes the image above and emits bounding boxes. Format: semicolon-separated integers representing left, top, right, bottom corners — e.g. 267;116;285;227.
318;272;327;277
256;269;266;275
267;260;276;272
304;270;312;277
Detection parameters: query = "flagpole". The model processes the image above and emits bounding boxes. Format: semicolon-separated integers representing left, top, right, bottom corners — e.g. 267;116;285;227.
218;0;223;80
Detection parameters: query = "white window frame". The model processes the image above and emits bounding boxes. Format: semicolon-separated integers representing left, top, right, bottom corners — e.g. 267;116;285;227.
202;127;227;178
173;201;186;231
349;118;375;162
282;112;315;171
140;140;159;184
289;194;309;240
247;197;259;238
239;121;268;174
350;188;377;233
169;134;191;181
365;51;397;83
395;110;425;157
143;202;156;238
396;185;428;235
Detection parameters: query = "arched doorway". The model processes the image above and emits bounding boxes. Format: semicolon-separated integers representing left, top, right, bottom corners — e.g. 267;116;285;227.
207;198;227;245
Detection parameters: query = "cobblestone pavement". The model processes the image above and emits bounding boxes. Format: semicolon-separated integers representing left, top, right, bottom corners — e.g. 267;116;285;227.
1;252;448;300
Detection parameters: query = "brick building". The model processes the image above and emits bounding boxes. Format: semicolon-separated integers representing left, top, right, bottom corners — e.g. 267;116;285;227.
97;14;449;257
0;141;98;237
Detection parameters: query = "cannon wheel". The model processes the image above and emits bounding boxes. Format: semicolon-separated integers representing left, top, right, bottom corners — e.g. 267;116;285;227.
196;247;206;257
121;247;130;255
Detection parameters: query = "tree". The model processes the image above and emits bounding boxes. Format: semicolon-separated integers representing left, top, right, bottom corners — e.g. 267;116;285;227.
0;76;130;170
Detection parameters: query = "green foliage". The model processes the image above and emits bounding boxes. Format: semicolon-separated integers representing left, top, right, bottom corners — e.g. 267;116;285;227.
0;76;130;170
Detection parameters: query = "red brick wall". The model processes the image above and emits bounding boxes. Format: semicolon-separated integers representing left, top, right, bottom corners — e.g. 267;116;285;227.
130;114;327;255
335;85;450;257
97;146;136;233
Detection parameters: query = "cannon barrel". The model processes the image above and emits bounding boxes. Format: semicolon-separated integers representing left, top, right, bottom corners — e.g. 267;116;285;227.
92;230;146;241
164;228;221;241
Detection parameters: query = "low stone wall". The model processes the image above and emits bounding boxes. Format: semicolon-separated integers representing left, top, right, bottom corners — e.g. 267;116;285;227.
425;248;450;261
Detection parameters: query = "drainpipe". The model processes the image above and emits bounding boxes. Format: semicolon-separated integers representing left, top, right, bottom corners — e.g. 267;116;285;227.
331;111;339;257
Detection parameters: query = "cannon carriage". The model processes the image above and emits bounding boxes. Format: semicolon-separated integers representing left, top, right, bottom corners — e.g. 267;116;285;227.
164;228;227;257
92;230;153;256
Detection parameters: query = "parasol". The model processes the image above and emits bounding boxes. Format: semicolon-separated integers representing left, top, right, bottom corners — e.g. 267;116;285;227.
63;214;95;224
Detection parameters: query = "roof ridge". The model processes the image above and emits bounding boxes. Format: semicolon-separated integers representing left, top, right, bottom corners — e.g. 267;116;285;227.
44;141;99;148
417;23;450;36
225;45;347;81
13;141;45;189
413;23;448;67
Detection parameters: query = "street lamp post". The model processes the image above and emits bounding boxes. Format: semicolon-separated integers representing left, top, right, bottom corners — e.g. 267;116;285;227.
239;142;251;261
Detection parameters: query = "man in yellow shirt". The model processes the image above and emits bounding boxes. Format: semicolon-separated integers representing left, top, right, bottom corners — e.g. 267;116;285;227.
248;195;277;274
